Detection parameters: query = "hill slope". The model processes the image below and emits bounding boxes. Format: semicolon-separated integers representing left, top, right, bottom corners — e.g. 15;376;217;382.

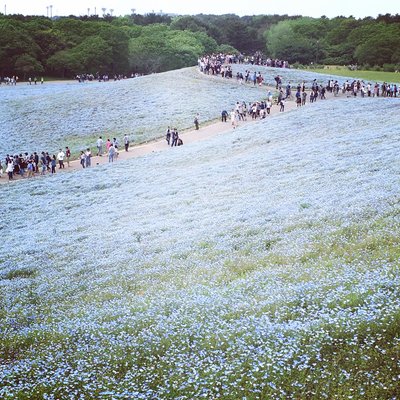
0;95;399;399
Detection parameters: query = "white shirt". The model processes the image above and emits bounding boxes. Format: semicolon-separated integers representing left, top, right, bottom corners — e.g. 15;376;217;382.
6;162;13;172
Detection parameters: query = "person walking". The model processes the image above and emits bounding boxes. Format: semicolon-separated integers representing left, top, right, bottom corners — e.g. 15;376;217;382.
221;110;228;122
166;127;171;145
194;114;199;130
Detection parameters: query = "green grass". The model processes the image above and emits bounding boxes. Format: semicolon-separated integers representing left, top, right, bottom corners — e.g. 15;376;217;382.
311;66;400;83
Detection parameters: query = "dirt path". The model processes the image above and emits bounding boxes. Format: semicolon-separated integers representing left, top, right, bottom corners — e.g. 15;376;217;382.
0;80;326;185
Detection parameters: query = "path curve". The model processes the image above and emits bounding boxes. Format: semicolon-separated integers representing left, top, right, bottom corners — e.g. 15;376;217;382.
0;73;332;185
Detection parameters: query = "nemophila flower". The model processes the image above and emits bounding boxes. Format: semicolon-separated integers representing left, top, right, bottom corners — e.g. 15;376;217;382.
1;69;399;399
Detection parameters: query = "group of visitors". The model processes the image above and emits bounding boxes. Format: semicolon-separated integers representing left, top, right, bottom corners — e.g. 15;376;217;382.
95;135;130;162
0;133;133;181
342;80;398;97
0;76;19;85
0;148;71;180
198;52;290;76
224;95;276;128
3;56;399;183
76;73;128;83
165;127;183;147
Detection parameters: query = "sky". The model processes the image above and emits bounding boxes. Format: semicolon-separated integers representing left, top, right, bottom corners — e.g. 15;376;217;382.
4;0;399;19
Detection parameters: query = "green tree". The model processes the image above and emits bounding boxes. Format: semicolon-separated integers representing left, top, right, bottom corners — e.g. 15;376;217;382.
46;49;83;77
96;24;130;73
170;16;207;33
128;24;208;73
0;18;40;74
71;36;113;73
265;20;316;64
14;53;44;79
355;28;400;66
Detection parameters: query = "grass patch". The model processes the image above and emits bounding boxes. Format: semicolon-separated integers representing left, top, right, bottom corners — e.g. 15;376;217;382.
311;66;400;83
1;268;37;280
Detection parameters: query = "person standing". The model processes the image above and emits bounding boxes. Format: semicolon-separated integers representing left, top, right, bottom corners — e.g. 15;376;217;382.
6;160;14;180
57;149;65;169
266;100;272;115
80;151;86;168
106;138;112;153
108;144;116;162
221;110;228;122
230;110;237;128
97;136;104;156
45;152;51;171
65;146;71;167
51;155;57;174
124;134;129;151
27;160;34;178
194;114;199;130
33;152;39;172
280;98;285;112
40;152;47;174
85;148;91;167
165;127;171;145
171;129;179;147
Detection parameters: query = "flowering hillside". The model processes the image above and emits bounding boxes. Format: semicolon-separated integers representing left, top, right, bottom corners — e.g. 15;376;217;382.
0;66;356;157
0;68;271;156
0;75;399;398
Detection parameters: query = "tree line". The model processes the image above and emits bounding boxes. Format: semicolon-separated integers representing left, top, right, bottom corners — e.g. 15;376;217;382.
0;12;399;79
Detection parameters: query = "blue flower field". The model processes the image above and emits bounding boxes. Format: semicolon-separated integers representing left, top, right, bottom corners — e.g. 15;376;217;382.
0;67;399;399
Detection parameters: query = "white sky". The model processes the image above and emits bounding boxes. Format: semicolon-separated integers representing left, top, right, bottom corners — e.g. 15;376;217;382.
4;0;400;19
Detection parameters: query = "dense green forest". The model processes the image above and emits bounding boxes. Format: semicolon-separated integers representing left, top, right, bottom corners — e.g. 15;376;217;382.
0;12;399;78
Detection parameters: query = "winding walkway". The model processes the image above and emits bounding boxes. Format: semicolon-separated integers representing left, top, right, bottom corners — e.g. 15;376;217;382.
0;79;330;185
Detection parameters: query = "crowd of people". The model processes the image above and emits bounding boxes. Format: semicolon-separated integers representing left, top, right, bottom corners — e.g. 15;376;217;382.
200;53;399;100
1;72;144;87
2;56;398;183
0;134;133;181
0;76;20;85
199;52;290;69
198;53;290;76
0;148;71;181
